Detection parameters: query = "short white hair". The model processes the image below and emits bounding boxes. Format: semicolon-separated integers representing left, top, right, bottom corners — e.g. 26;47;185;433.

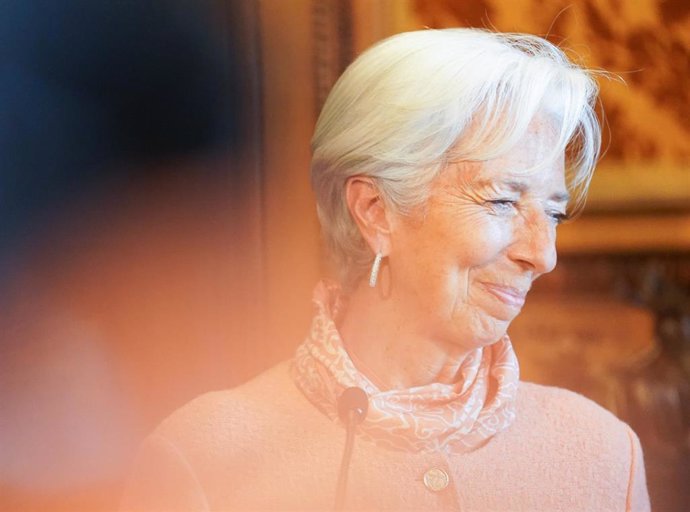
311;28;602;285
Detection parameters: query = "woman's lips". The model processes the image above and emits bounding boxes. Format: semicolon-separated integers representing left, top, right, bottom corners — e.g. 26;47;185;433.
481;282;528;308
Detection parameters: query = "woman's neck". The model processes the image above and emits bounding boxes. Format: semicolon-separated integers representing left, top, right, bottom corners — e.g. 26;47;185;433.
337;281;474;390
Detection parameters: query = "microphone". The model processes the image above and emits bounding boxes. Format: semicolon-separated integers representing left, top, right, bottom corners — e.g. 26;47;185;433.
334;387;368;511
337;387;368;425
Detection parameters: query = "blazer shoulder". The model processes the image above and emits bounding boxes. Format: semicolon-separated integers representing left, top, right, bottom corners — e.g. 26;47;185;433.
121;361;315;510
518;380;625;431
516;381;636;461
153;360;297;446
516;382;650;510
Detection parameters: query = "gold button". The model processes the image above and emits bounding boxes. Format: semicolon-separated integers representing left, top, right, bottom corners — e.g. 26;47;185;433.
423;468;449;492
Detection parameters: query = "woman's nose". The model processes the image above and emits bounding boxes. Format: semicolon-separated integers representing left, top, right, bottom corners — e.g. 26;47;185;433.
508;211;558;276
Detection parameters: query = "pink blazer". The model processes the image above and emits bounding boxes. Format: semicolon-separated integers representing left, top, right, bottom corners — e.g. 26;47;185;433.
121;361;650;511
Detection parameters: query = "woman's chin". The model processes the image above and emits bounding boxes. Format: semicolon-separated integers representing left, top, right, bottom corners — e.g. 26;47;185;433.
447;319;512;350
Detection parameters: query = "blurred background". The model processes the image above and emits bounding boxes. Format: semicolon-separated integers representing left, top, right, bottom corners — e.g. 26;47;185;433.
0;0;687;510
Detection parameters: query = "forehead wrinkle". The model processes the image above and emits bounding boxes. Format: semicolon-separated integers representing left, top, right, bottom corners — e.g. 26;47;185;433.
440;162;569;205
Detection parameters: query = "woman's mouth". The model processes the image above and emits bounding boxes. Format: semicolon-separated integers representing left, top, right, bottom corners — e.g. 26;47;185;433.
480;282;528;309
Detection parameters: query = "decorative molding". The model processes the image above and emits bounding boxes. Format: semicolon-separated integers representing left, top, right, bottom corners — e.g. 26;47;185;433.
311;0;354;115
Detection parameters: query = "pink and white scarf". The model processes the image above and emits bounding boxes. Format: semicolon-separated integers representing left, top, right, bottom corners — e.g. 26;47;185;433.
292;280;520;453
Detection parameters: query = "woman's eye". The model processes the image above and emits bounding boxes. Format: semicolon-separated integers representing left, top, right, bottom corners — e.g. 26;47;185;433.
548;211;569;225
487;199;517;214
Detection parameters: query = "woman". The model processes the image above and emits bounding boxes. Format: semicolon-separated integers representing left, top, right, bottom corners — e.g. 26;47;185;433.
122;28;650;511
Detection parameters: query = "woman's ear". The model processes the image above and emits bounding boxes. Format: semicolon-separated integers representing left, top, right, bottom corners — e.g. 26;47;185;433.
345;177;392;255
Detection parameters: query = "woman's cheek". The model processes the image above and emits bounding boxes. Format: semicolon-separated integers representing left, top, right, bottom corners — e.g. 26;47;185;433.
456;217;512;267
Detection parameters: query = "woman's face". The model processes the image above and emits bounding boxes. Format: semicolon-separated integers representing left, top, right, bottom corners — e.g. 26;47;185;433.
386;119;568;351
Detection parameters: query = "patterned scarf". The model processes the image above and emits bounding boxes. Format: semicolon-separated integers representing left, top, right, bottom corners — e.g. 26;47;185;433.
292;280;520;453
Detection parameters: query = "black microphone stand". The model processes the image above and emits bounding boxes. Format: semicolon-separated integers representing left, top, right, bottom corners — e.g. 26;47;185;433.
334;387;368;511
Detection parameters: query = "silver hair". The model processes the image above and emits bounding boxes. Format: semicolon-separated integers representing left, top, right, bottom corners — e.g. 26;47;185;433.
311;28;602;285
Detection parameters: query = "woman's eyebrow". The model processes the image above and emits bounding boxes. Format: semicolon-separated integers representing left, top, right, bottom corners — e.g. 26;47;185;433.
472;179;570;202
503;180;571;203
504;181;528;193
550;191;570;203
